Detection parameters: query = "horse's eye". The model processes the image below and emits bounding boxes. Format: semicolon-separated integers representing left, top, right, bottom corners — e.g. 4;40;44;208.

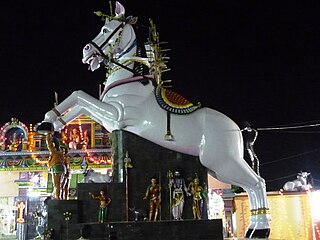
102;27;109;34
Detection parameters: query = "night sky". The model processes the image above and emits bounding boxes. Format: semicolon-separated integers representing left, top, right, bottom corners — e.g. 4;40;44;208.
1;1;320;190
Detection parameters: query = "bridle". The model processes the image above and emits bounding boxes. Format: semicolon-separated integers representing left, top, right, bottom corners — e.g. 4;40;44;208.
90;22;124;60
90;21;140;75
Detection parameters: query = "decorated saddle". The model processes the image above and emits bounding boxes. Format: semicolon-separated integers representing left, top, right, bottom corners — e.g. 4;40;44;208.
155;85;201;114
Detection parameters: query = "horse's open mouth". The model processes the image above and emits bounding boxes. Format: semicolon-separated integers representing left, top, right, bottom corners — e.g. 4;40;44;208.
83;54;101;72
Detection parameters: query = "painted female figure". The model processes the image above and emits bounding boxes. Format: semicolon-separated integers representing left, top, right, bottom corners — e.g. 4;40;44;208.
144;177;161;221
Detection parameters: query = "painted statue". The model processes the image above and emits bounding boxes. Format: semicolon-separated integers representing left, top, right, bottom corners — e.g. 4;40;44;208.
188;175;206;220
61;146;71;200
89;190;112;223
143;177;161;221
283;171;311;192
36;2;270;237
45;132;67;200
168;170;189;220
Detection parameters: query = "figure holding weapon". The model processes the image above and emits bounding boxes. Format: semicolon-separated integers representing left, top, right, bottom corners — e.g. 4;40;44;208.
168;170;189;220
188;174;206;220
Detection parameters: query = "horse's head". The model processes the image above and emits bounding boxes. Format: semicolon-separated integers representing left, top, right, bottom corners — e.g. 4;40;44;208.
82;1;137;72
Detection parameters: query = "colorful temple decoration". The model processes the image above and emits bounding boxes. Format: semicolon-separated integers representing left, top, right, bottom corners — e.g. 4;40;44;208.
234;191;316;239
0;116;112;171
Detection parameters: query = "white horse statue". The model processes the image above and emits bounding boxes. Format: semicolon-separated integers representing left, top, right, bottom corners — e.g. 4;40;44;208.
36;2;270;238
283;171;311;192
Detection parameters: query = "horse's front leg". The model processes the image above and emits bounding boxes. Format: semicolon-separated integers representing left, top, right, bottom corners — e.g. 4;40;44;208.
40;90;123;131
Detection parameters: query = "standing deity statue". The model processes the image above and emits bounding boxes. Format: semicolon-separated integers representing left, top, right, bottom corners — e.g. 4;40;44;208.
61;145;71;200
45;132;67;200
68;127;80;150
188;175;206;220
144;177;161;221
168;170;190;220
89;190;112;223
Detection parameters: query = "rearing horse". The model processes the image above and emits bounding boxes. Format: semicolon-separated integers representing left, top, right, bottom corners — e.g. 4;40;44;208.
38;2;270;238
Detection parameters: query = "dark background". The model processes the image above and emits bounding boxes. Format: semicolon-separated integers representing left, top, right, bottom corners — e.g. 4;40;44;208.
1;1;320;190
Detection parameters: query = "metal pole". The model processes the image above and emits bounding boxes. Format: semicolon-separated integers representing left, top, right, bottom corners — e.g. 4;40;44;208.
125;167;128;221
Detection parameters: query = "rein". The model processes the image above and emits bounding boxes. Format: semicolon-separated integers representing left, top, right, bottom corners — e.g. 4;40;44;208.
90;22;124;59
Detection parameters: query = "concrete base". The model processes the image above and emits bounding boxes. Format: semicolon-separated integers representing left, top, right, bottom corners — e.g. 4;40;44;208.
59;219;224;240
46;130;222;239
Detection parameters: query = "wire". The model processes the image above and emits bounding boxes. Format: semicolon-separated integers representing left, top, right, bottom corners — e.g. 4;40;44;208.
257;120;320;131
266;173;297;182
312;178;320;183
259;130;320;134
261;147;320;166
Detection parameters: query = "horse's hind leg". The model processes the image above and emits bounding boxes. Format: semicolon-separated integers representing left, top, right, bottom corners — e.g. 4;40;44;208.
201;146;270;239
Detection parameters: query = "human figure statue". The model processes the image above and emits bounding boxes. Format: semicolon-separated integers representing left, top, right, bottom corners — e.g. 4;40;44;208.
45;132;67;200
89;190;111;223
82;130;90;150
69;127;80;149
241;121;260;176
168;170;190;220
143;177;161;221
61;146;71;200
9;132;21;152
188;175;205;220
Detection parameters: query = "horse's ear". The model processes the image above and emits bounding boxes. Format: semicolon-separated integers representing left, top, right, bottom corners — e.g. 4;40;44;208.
115;1;125;17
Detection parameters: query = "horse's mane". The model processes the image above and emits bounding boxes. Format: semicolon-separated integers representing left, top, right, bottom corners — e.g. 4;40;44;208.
132;24;150;85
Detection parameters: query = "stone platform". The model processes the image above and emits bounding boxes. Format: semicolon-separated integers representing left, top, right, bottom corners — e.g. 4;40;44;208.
57;219;223;240
46;130;222;239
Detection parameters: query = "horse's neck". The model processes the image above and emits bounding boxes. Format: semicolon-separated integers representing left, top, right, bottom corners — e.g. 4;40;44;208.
103;39;154;97
105;24;138;86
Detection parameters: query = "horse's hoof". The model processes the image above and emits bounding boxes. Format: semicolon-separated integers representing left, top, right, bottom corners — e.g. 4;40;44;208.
245;228;270;239
35;122;54;134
